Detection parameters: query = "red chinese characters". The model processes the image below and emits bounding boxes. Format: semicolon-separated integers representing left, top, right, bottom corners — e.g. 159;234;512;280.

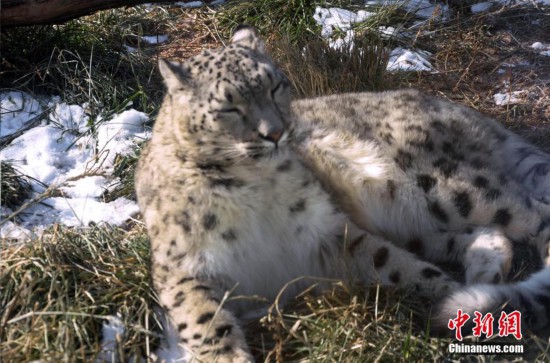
447;310;522;340
448;309;470;341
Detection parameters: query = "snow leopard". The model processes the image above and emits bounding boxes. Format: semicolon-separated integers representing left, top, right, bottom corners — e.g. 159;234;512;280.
135;25;550;362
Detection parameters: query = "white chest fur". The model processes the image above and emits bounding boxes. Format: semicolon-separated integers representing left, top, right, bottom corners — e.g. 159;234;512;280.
193;150;350;306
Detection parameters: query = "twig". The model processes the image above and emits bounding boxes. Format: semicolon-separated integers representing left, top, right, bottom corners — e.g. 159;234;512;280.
0;172;106;227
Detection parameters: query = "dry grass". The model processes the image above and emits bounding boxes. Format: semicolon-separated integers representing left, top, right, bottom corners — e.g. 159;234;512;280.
249;283;446;362
0;160;33;210
269;37;390;98
404;6;550;132
0;224;161;362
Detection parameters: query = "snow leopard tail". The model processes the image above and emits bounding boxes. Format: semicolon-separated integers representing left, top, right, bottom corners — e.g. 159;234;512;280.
434;267;550;337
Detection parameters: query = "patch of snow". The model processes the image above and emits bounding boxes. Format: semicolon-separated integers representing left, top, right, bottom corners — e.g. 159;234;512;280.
96;315;126;363
328;30;356;51
20;196;139;228
0;208;35;239
153;308;187;363
0;124;94;188
48;102;90;133
0;91;43;137
531;42;550;56
96;109;150;172
387;47;433;72
313;7;375;39
141;35;169;44
379;25;414;42
124;44;138;53
0;92;150;236
471;2;493;13
493;91;527;106
175;1;203;7
60;175;110;198
313;6;433;71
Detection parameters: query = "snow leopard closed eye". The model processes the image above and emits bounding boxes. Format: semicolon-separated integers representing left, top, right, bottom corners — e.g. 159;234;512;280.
158;36;291;165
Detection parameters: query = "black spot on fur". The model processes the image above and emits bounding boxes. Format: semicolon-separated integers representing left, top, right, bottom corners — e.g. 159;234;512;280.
433;158;458;177
171;252;187;261
178;277;195;284
407;238;424;256
493;209;512;227
209;178;244;188
421;267;442;278
394;149;413;170
428;201;449;223
215;324;233;338
485;188;501;201
196;163;224;172
202;213;218;230
533;294;550;307
441;141;453;154
173;298;185;308
387;180;396;199
447;238;456;254
381;132;394;144
197;312;215;324
405;127;434;151
373;247;389;269
289;199;306;213
225;92;233;102
150;226;160;237
178;323;187;331
453;191;473;218
193;285;211;292
175;150;187;162
193;333;202;340
470;158;485;170
473;176;489;188
417;174;437;192
430;120;446;134
175;211;191;233
221;229;237;241
389;270;400;283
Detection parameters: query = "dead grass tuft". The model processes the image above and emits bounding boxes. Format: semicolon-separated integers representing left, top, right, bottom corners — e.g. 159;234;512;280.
0;160;33;211
0;224;161;362
269;37;390;98
248;282;450;362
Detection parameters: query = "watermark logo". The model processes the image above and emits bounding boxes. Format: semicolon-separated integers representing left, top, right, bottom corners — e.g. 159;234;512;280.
448;310;522;341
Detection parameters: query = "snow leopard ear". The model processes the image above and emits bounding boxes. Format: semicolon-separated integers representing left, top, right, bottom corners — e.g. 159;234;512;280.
158;58;191;94
231;25;265;53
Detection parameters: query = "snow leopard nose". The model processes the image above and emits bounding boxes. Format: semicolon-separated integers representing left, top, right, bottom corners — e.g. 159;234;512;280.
260;129;283;144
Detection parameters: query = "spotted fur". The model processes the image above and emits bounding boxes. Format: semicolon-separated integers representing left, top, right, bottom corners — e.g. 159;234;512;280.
135;26;550;360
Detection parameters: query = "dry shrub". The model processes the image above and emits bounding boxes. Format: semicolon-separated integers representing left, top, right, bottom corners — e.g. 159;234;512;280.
269;37;391;99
